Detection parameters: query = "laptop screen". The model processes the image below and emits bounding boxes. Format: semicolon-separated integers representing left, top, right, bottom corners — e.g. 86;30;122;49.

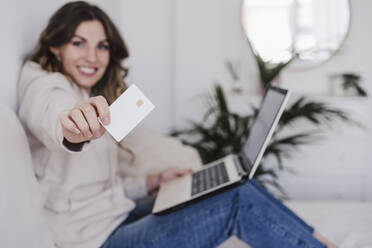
242;87;289;173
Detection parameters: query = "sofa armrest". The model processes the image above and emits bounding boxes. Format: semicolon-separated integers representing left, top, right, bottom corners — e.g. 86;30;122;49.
0;103;54;248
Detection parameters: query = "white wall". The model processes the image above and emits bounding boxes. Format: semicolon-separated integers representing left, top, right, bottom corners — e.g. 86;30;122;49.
0;2;26;110
281;0;372;95
116;0;173;133
278;2;372;201
173;0;259;127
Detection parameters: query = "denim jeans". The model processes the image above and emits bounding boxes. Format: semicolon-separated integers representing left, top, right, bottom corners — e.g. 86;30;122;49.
101;180;326;248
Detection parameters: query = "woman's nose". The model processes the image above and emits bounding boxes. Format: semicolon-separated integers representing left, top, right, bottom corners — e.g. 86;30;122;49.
85;47;97;63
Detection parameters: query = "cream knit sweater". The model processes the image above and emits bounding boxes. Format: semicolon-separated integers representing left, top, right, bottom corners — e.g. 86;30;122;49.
17;62;155;248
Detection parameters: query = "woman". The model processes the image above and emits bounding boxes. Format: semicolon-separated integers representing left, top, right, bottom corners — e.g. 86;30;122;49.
18;1;335;248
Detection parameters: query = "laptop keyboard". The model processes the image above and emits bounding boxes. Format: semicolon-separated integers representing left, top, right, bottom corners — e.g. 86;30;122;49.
191;162;229;196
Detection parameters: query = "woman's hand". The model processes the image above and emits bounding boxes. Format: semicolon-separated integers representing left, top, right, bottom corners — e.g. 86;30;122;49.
146;168;193;195
60;96;110;143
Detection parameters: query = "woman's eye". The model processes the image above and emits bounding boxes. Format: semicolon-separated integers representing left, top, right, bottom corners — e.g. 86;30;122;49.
98;43;110;51
72;41;84;47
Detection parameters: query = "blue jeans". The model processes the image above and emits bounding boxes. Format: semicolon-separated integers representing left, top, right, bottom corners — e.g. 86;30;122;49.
101;180;326;248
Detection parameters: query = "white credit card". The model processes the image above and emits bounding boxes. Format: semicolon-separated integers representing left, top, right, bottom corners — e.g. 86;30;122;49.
101;84;155;142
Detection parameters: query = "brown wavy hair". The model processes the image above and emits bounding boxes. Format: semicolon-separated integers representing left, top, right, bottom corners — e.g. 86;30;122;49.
26;1;135;160
26;1;128;105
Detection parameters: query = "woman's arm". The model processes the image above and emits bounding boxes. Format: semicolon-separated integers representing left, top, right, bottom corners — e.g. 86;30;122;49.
18;69;80;152
18;63;110;152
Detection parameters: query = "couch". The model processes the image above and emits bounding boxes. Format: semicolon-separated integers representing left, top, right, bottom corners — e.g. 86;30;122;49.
0;103;54;247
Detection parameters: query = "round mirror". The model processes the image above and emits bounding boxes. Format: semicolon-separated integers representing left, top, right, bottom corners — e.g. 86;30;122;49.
241;0;351;69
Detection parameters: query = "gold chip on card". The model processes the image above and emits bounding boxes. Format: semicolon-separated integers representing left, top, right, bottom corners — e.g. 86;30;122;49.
136;100;144;107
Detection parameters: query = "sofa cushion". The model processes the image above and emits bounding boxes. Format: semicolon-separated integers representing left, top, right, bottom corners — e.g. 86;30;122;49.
118;127;203;177
0;103;54;247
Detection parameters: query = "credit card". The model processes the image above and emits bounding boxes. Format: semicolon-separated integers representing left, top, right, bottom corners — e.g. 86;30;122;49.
100;84;155;142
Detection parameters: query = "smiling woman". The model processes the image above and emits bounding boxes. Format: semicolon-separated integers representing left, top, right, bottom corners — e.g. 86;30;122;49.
18;1;196;247
49;20;110;93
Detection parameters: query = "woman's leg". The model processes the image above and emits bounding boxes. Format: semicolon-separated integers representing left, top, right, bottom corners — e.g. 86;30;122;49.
250;180;337;247
102;181;327;248
249;179;314;233
123;198;155;225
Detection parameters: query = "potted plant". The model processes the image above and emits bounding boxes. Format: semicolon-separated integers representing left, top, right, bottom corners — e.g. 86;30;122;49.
341;73;367;97
171;83;353;194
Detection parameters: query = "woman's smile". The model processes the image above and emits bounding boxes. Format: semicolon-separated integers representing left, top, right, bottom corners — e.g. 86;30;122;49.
77;66;98;76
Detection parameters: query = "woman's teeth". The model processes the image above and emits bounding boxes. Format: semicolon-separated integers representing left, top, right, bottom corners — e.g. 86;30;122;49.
79;67;96;74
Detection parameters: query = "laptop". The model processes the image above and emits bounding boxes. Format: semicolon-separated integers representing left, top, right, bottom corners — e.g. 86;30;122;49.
152;86;290;215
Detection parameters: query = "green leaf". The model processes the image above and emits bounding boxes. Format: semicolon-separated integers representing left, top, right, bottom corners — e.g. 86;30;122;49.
255;54;293;88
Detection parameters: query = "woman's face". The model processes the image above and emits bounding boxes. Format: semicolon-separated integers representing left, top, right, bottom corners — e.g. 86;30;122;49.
50;20;110;92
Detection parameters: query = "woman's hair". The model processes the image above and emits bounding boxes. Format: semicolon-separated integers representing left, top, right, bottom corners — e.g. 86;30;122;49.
27;1;135;161
26;1;129;105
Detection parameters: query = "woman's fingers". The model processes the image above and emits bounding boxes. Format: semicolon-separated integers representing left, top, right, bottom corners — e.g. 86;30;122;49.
69;107;93;138
60;96;110;143
60;112;81;135
159;168;193;183
79;103;102;138
89;95;110;125
73;96;110;138
172;168;193;176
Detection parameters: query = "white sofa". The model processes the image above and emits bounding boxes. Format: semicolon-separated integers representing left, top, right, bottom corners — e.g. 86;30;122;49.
1;102;372;248
0;104;54;247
